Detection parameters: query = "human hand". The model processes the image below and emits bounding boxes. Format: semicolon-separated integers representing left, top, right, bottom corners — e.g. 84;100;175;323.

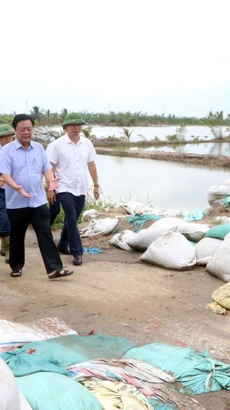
48;177;60;191
93;186;100;200
47;190;56;205
16;186;33;198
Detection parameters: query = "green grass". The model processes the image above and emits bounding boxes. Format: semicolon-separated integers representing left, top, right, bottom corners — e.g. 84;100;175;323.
51;198;115;229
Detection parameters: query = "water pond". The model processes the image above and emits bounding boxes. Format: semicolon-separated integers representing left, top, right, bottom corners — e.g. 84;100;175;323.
94;154;230;212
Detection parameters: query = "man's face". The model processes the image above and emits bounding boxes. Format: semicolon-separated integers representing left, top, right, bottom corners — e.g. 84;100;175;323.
15;120;33;147
0;134;13;147
65;123;82;139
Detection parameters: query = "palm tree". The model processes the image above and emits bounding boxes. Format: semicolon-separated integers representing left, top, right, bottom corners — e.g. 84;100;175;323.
60;108;68;120
30;106;41;120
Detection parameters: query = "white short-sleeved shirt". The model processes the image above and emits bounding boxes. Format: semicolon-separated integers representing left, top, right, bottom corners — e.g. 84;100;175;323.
47;134;96;196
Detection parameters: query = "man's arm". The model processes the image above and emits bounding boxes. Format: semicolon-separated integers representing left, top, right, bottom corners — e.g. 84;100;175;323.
44;168;59;190
88;161;100;200
0;174;5;189
44;165;57;204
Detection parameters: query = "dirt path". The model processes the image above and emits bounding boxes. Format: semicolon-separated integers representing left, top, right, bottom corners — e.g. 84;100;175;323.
0;225;229;409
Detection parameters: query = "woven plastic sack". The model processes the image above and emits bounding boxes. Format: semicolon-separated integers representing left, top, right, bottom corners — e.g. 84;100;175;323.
204;224;230;240
195;237;222;265
123;343;230;394
17;372;102;410
206;232;230;282
140;228;196;270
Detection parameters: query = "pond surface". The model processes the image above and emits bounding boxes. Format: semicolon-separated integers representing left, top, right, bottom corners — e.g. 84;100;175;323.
93;155;230;212
129;142;230;156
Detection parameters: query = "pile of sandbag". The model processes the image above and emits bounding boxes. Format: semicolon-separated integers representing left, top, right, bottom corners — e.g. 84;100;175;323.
2;318;226;410
109;217;210;270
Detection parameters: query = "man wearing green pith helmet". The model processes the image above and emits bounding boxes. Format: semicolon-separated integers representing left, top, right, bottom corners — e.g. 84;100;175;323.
47;112;100;266
0;124;15;263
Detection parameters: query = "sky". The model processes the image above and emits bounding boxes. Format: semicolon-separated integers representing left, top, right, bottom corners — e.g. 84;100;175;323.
1;0;230;117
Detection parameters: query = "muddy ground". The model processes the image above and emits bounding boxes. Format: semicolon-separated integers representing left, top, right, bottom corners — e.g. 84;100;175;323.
0;208;230;410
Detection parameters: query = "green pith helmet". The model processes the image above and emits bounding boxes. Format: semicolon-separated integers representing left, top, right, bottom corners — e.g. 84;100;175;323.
63;112;86;126
0;124;15;137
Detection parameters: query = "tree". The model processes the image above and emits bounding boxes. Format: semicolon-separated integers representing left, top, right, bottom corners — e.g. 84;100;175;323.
207;111;225;139
30;105;42;120
60;108;68;119
120;127;133;142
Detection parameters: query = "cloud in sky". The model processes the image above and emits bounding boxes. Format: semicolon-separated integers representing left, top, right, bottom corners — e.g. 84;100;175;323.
1;0;230;116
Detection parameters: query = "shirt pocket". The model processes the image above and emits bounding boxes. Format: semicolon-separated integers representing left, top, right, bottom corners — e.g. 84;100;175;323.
32;158;43;175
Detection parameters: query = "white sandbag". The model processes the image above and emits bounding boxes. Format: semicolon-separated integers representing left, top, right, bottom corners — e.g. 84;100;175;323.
0;357;32;410
81;218;119;237
206;232;230;282
121;201;145;215
20;392;33;410
195;237;222;265
109;230;136;251
127;217;186;251
148;217;185;230
140;228;196;270
178;222;210;242
0;318;77;351
207;183;230;206
82;209;98;221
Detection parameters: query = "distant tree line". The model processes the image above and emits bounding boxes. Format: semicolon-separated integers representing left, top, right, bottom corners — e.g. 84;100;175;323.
0;107;230;128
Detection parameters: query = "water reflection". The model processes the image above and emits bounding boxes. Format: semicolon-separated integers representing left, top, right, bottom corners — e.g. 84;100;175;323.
91;125;229;142
95;155;230;212
130;142;230;156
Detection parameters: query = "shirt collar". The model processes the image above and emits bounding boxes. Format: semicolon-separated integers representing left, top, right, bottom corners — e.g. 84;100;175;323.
64;134;83;145
15;138;35;150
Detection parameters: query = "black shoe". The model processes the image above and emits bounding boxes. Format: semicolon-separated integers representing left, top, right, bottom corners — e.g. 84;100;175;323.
73;255;82;266
57;247;72;255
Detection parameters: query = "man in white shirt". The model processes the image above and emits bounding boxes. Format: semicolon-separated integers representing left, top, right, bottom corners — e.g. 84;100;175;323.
47;112;100;266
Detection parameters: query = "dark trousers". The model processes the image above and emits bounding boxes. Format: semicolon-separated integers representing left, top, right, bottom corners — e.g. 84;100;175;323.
49;196;68;248
0;189;11;237
7;205;63;274
57;193;85;256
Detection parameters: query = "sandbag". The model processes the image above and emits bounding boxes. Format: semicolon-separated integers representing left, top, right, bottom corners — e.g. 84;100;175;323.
1;334;136;372
0;317;77;352
206;232;230;282
0;320;44;351
204;223;230;240
127;217;186;251
123;343;230;394
121;201;145;215
212;282;230;309
17;372;102;410
0;357;32;410
109;230;136;251
140;229;196;270
178;222;210;242
195;237;222;265
81;218;119;237
1;349;67;377
207;182;230;206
